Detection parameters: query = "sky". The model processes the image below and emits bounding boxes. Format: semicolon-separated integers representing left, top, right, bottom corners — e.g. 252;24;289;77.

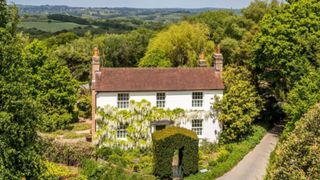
10;0;254;9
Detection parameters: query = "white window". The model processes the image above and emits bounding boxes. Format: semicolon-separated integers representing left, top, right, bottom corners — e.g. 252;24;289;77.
116;123;128;138
156;93;166;108
117;93;129;108
192;119;203;136
192;92;203;107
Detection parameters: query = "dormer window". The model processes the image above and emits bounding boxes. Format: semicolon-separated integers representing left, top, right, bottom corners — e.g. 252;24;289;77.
117;93;129;108
156;93;166;108
192;92;203;107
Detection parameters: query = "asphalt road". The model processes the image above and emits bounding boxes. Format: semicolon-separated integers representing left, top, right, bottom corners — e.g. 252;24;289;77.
216;128;280;180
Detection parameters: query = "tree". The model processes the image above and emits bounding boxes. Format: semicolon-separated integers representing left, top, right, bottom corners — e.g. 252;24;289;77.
266;104;320;179
23;40;79;131
214;65;262;142
139;22;215;67
252;0;320;102
0;0;8;28
103;28;154;67
282;69;320;132
54;33;94;82
187;10;256;66
242;0;279;23
0;28;43;178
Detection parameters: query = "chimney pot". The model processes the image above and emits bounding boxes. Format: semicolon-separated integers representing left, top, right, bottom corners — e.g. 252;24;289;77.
214;44;223;71
199;52;207;67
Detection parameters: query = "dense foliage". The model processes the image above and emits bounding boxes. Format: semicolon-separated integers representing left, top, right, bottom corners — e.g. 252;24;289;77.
0;4;43;178
23;40;79;131
266;104;320;179
253;0;320;102
97;100;184;148
152;127;199;178
42;137;94;166
139;22;215;67
282;69;320;131
214;65;262;142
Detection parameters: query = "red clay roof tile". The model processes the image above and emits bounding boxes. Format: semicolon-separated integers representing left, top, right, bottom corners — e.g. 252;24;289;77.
95;67;224;92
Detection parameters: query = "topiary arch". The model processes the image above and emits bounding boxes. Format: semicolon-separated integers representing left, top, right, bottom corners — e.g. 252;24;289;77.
152;126;199;179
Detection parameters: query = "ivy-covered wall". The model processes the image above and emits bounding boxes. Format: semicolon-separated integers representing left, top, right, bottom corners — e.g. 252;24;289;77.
152;126;199;178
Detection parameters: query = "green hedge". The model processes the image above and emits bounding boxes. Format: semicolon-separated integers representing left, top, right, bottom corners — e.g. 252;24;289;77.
152;126;199;178
266;104;320;179
42;137;94;166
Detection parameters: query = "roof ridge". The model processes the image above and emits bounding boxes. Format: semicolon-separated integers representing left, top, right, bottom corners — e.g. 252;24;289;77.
101;67;215;70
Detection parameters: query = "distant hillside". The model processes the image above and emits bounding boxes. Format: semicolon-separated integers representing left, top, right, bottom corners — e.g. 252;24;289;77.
16;5;241;19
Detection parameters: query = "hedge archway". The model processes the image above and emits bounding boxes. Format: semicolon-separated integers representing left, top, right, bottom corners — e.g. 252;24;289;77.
152;126;199;179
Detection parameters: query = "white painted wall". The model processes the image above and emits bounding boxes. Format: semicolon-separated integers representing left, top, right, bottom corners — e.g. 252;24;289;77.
96;90;223;143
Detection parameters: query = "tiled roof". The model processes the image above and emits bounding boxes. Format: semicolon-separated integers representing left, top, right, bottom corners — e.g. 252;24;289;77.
95;67;224;92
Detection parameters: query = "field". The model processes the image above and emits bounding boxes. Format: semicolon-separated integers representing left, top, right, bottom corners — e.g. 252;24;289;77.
19;21;87;32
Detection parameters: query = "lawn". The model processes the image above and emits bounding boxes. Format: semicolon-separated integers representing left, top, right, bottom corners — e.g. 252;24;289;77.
40;122;91;140
19;21;87;32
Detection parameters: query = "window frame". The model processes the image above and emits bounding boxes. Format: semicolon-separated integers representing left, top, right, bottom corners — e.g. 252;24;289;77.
191;119;203;136
116;123;128;139
117;93;129;109
192;92;203;107
156;92;166;108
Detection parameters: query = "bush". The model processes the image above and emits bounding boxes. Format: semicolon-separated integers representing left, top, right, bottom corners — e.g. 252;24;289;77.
40;161;78;179
152;126;199;178
42;138;94;166
266;104;320;179
81;159;152;180
41;109;74;132
76;93;91;119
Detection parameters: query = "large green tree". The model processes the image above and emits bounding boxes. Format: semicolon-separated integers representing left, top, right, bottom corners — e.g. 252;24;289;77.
0;27;43;179
214;65;262;142
282;69;320;131
139;22;215;67
252;0;320;102
24;40;79;131
266;103;320;179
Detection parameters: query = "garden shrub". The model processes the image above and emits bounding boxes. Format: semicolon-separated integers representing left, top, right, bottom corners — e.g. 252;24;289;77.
266;104;320;179
42;137;94;166
81;159;153;180
40;161;78;179
152;126;199;178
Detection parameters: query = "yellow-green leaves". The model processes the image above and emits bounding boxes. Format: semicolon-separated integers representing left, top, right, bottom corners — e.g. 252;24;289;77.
139;22;214;67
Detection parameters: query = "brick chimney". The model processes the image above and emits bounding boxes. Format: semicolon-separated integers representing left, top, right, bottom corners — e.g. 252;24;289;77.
199;52;207;67
91;47;100;136
214;45;223;71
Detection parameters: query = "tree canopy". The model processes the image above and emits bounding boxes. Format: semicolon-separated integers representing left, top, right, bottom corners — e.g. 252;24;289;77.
214;65;262;142
139;22;215;67
0;24;43;179
252;0;320;102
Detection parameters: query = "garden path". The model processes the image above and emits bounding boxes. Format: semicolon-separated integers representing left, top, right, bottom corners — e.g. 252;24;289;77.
216;126;281;180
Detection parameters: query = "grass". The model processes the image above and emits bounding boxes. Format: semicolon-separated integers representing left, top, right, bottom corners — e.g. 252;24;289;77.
186;124;268;180
19;21;87;32
41;122;91;139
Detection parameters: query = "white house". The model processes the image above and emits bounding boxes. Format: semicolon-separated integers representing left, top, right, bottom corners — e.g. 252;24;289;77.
91;48;224;143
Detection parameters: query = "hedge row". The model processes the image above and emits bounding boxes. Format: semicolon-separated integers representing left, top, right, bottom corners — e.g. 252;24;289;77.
42;137;94;166
152;127;199;179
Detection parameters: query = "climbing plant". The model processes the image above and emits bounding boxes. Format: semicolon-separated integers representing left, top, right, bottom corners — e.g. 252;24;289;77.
96;99;184;148
152;126;199;178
